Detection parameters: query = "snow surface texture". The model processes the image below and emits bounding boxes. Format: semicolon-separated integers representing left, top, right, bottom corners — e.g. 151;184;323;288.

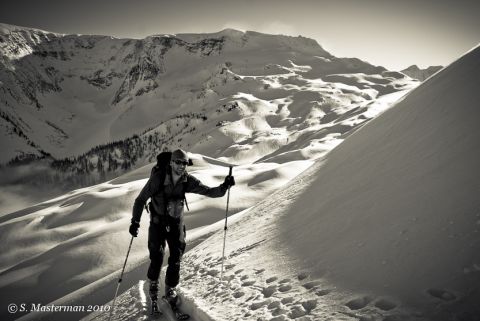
1;158;313;321
2;23;479;321
77;45;480;321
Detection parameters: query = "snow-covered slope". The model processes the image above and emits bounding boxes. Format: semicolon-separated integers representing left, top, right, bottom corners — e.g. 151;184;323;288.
4;23;476;321
0;23;417;165
140;45;478;321
78;44;480;321
0;153;313;321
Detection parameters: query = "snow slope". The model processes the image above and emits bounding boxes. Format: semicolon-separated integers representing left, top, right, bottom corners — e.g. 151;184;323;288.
83;45;479;321
0;154;313;321
2;23;477;321
179;45;480;320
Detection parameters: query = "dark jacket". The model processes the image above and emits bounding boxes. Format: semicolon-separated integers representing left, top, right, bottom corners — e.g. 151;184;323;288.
132;166;227;223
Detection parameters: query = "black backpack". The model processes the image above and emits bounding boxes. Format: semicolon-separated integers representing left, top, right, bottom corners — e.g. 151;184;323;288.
150;151;173;177
146;151;192;213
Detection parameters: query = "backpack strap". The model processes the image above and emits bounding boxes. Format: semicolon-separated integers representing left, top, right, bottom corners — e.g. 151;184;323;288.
146;166;168;214
172;172;190;212
183;181;190;212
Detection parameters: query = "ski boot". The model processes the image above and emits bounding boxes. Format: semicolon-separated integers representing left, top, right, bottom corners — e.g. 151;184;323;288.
149;280;161;316
165;285;178;306
163;286;189;320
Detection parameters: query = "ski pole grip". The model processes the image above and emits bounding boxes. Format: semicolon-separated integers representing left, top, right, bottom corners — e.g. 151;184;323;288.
228;166;232;176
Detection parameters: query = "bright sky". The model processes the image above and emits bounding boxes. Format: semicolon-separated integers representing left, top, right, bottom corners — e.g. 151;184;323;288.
1;0;479;70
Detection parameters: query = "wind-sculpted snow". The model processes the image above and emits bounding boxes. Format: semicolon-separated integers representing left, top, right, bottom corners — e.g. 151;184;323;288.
0;158;312;321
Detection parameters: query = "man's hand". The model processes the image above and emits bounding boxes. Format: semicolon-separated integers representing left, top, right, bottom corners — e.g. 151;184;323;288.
129;221;140;237
223;175;235;188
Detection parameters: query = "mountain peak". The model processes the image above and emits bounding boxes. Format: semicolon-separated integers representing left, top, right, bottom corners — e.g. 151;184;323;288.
0;22;412;164
217;28;245;36
0;22;61;37
401;64;443;81
403;64;421;71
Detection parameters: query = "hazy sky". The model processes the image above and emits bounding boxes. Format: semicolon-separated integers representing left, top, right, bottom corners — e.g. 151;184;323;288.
1;0;479;70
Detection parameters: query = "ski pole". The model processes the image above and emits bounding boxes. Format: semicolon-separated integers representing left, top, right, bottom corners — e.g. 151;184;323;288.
220;166;233;282
108;235;134;321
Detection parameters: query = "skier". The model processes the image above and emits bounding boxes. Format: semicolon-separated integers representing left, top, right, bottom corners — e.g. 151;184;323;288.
129;149;235;314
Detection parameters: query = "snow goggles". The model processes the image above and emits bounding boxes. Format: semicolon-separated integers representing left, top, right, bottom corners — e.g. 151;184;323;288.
173;159;189;166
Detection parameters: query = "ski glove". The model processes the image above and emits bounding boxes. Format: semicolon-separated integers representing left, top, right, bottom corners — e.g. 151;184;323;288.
222;175;235;188
129;221;140;237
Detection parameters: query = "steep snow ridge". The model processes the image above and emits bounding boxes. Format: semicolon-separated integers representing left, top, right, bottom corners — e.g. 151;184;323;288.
0;30;139;160
174;28;245;49
0;23;62;61
282;45;480;315
240;30;329;56
175;29;329;57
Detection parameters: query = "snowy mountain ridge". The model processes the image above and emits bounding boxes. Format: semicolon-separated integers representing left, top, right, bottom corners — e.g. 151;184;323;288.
1;22;420;213
400;64;443;81
0;22;416;165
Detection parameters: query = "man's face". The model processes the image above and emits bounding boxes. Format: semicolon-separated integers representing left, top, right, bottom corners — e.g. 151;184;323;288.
171;158;188;175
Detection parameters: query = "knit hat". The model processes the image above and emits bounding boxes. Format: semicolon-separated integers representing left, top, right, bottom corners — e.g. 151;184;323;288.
171;149;188;161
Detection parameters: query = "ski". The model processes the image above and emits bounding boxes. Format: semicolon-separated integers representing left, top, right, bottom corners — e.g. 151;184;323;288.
162;296;190;320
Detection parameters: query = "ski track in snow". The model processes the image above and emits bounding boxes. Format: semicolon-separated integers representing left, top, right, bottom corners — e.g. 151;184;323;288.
174;166;423;321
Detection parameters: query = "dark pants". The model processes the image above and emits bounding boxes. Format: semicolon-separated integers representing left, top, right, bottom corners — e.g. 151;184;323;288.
147;215;186;287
